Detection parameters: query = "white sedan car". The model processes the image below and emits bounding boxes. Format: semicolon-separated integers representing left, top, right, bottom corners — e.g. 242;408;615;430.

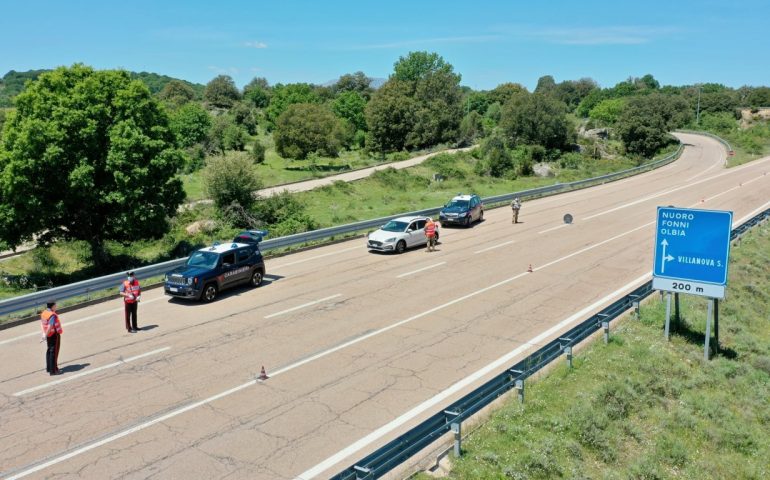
366;216;439;254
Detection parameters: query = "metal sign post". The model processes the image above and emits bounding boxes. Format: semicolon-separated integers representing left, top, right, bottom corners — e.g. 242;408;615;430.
664;293;672;341
705;299;713;360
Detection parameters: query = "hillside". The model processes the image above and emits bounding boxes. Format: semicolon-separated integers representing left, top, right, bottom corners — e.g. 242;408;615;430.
0;69;205;107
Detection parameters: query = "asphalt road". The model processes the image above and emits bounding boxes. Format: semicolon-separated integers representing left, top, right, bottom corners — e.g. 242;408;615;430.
1;133;769;479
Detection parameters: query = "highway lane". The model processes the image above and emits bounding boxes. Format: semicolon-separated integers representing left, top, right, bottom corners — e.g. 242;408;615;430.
1;133;770;479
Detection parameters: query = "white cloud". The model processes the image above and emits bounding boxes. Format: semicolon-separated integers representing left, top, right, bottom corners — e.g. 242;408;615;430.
523;26;680;45
347;35;501;50
244;41;268;49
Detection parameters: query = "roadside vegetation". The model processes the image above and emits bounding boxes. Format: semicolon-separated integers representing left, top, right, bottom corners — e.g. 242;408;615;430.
415;221;770;480
1;57;769;304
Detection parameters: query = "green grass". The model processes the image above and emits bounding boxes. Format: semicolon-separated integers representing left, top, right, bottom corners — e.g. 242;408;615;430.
414;222;770;480
180;128;447;202
297;152;639;227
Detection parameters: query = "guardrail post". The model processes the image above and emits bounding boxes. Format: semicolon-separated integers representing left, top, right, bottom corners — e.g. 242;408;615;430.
451;421;462;457
565;346;573;369
597;315;610;344
515;379;525;403
629;294;641;319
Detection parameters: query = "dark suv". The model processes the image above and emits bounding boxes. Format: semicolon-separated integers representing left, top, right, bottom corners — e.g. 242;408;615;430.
439;194;484;227
164;241;266;302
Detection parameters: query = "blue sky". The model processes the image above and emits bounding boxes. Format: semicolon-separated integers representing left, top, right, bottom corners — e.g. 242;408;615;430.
1;0;767;90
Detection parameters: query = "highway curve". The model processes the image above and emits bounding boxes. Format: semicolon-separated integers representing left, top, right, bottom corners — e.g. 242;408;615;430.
1;133;769;479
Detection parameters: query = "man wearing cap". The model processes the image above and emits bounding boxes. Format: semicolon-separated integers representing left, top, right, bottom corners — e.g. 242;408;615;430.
120;271;141;333
40;301;63;375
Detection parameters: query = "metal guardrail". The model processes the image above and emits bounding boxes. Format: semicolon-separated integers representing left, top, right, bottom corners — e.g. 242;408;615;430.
330;206;770;480
0;144;684;318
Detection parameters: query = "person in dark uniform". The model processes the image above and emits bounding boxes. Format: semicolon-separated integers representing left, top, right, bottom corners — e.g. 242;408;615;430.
120;271;142;332
40;301;63;375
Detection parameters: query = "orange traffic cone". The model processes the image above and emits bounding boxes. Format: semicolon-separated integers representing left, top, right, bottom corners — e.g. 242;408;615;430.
527;264;533;273
258;366;269;381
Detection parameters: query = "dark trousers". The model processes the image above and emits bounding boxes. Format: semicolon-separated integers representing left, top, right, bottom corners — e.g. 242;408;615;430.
46;333;60;373
124;302;138;331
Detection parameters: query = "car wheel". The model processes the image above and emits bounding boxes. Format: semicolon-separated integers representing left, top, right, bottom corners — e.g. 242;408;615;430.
465;216;472;228
479;210;484;222
201;283;218;303
396;240;406;254
250;269;263;287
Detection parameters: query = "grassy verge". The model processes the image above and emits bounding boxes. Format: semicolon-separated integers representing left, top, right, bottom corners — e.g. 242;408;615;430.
416;221;770;480
181;130;450;201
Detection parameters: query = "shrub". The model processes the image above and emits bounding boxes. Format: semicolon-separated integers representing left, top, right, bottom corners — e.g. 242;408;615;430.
203;153;262;210
251;139;266;164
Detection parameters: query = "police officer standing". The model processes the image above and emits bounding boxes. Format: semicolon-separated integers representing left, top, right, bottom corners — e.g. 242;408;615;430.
40;301;63;375
424;217;438;252
511;197;522;224
120;271;141;333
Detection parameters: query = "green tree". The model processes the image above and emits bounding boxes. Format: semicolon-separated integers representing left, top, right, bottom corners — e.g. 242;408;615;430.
170;102;211;148
332;90;367;132
500;93;570;150
251;138;266;164
274;103;344;159
392;51;454;82
488;82;528;106
458;110;484;145
333;72;373;99
204;75;241;108
534;75;557;95
203;154;262;210
365;80;417;152
208;114;247;154
370;51;463;150
616;94;690;158
230;101;259;134
479;134;514;177
0;65;184;267
243;77;271;108
158;79;196;107
265;83;321;127
589;98;626;125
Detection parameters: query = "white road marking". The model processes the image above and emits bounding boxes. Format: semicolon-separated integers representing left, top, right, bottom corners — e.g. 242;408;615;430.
270;246;359;269
0;296;166;346
264;294;343;319
582;157;770;221
473;240;516;254
295;272;653;480
13;347;171;397
396;262;446;278
4;218;662;479
537;224;569;235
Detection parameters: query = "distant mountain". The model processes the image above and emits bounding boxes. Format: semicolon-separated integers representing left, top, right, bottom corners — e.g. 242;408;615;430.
0;69;206;108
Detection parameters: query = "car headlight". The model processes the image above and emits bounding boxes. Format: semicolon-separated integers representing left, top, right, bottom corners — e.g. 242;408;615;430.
186;277;193;285
460;211;469;217
385;237;396;243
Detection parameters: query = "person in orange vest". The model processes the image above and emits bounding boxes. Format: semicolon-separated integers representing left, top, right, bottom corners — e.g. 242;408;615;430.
40;301;63;375
424;217;438;252
120;271;142;333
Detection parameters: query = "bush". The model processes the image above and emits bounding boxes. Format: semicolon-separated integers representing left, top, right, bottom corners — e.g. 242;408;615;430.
559;152;584;169
370;167;430;190
251;139;266;164
203;153;262;210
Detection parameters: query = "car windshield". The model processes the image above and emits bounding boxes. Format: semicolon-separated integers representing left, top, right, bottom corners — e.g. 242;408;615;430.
381;221;408;232
186;251;219;269
447;199;469;209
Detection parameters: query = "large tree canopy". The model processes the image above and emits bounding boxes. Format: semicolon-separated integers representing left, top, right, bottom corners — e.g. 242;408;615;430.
274;103;345;159
0;64;184;266
500;93;571;150
367;51;462;152
204;75;241;108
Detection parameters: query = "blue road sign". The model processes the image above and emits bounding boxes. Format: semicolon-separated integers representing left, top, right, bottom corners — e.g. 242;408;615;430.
652;207;732;299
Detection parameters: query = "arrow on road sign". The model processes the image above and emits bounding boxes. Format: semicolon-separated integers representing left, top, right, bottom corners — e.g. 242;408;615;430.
660;239;674;273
